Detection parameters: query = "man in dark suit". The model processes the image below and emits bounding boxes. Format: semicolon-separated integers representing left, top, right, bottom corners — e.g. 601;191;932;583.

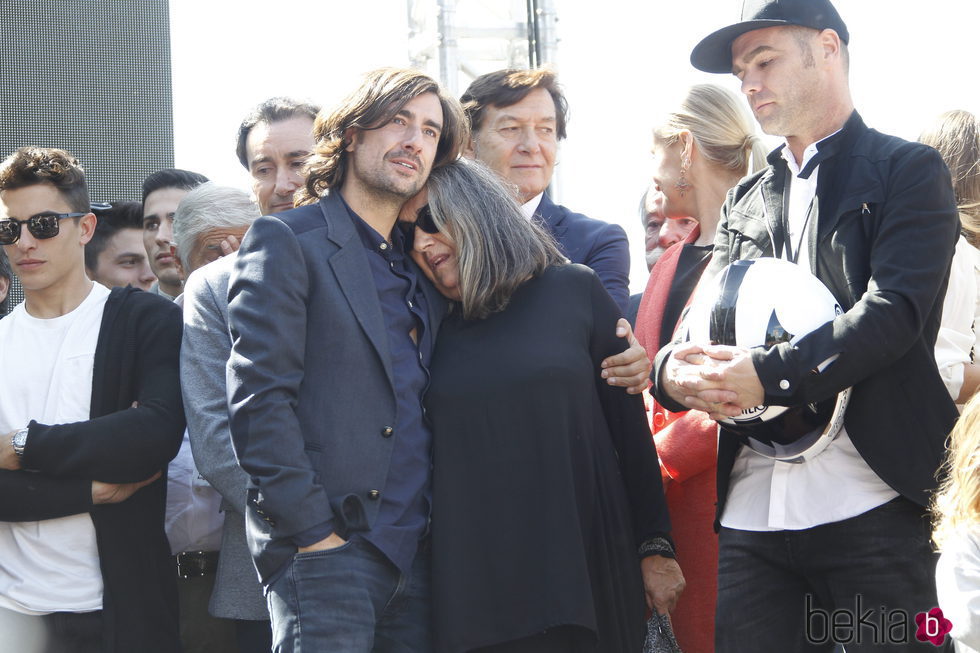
226;68;466;652
653;1;959;650
460;68;631;312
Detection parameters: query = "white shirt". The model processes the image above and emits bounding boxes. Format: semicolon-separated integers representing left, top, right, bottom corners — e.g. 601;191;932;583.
164;432;224;554
937;527;980;653
164;294;224;555
521;193;544;220
935;235;980;402
0;283;108;614
720;139;898;532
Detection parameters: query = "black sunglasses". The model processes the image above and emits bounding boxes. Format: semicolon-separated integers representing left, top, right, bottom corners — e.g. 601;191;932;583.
0;212;88;245
398;204;440;247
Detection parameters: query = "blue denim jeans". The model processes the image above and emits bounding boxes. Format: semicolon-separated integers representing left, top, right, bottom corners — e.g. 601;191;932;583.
715;498;950;653
266;537;431;653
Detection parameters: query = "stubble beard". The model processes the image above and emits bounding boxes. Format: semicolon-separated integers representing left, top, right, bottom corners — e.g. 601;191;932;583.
360;157;429;205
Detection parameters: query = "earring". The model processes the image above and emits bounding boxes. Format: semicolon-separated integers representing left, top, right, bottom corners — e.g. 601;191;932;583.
675;167;691;197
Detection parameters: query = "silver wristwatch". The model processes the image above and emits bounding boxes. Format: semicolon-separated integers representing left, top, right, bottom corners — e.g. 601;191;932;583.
11;428;28;458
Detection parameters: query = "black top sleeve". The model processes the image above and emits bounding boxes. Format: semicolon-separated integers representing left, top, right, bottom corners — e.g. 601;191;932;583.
588;272;672;545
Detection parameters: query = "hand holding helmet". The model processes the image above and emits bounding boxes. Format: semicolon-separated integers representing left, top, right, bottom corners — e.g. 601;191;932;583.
677;258;850;462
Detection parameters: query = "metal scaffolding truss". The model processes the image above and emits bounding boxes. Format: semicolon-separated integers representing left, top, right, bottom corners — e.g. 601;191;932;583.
407;0;558;96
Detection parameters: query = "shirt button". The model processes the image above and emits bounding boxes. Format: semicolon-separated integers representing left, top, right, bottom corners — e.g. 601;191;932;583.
379;242;388;251
367;490;381;500
407;300;414;308
779;380;790;390
382;426;394;438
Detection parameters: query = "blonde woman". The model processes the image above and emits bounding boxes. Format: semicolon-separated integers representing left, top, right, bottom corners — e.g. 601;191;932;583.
921;110;980;404
933;393;980;651
634;83;766;653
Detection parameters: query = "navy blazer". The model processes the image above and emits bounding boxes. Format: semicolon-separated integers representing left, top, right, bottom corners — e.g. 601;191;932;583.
535;194;631;313
226;192;446;583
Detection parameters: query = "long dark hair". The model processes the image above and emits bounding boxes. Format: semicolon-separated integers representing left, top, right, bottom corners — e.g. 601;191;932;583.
297;68;468;204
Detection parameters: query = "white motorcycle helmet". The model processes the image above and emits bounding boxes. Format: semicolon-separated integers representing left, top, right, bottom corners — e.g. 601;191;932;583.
685;257;850;463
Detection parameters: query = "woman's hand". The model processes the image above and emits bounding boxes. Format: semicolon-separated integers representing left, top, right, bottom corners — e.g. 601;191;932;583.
641;555;686;615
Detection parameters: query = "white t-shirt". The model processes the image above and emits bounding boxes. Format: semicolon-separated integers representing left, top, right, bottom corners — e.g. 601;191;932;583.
0;283;109;614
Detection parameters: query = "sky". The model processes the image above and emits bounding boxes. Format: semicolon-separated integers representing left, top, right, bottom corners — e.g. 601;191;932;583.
170;0;980;293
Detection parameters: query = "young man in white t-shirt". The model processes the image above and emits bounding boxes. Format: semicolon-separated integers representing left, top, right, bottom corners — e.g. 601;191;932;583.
0;147;185;653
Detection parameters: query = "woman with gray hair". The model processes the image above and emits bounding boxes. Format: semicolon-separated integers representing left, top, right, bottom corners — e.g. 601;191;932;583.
400;159;682;653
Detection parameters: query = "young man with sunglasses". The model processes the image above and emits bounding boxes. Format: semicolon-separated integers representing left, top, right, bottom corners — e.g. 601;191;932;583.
0;147;185;652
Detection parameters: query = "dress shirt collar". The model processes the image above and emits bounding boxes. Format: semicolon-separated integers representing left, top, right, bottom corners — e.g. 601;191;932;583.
521;192;544;220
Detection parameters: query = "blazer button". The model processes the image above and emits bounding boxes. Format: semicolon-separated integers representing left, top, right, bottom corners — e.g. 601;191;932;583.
367;490;381;500
382;426;394;438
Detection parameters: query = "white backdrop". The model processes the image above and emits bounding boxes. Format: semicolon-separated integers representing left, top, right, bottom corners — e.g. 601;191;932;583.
171;0;980;292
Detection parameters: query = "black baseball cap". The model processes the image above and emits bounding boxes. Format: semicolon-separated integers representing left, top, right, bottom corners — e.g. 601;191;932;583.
691;0;849;74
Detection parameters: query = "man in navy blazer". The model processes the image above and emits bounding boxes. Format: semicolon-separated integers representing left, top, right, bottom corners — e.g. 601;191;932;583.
460;68;631;312
226;69;469;652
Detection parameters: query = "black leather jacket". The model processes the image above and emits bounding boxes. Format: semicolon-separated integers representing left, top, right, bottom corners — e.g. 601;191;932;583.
655;112;960;520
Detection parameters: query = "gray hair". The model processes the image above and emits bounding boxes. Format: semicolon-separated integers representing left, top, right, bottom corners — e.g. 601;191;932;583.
173;182;260;270
425;159;565;320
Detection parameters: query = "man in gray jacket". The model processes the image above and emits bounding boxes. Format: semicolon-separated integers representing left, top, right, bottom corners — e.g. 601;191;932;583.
176;183;267;653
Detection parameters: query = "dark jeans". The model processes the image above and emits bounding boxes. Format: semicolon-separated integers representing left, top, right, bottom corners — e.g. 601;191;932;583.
266;537;431;653
715;498;950;653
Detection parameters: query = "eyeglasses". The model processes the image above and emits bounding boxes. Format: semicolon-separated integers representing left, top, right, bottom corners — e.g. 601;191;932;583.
398;204;440;248
0;212;87;245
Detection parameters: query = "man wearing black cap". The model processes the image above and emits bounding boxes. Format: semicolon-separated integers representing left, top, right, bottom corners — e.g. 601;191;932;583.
655;0;959;649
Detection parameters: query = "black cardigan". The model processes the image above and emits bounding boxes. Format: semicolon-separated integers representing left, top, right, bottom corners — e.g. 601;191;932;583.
1;286;185;653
